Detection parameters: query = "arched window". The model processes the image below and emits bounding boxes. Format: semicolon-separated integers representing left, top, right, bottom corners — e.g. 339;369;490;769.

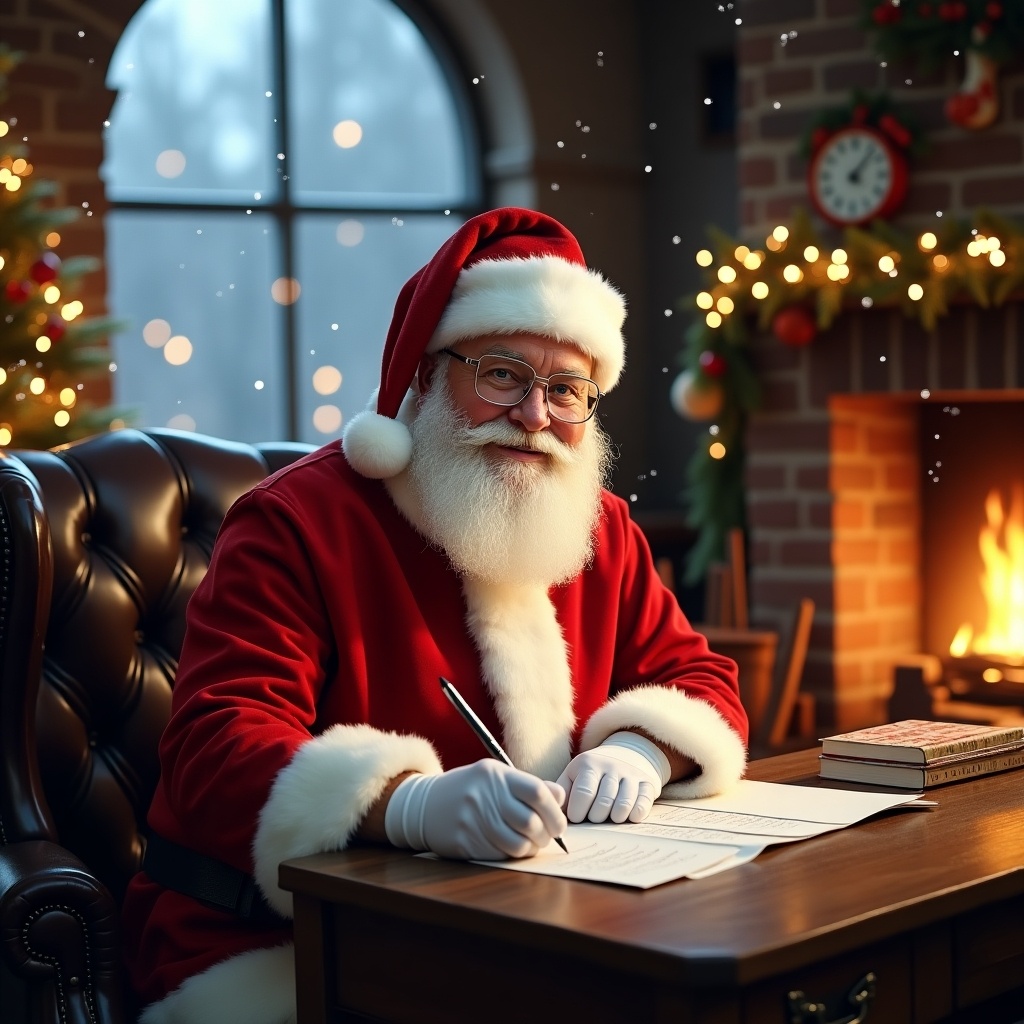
102;0;481;442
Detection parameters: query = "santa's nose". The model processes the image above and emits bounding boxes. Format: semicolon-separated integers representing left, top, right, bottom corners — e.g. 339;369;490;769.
508;384;551;431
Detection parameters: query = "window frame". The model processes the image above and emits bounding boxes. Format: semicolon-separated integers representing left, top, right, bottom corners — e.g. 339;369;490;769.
106;0;486;438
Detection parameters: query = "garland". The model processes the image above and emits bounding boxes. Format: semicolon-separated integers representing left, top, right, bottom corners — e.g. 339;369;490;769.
861;0;1024;68
675;206;1024;582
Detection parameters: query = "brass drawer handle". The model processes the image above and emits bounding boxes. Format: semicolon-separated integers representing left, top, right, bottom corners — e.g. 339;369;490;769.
787;971;876;1024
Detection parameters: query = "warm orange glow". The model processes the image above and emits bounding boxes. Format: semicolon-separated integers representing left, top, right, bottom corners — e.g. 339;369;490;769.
951;486;1024;662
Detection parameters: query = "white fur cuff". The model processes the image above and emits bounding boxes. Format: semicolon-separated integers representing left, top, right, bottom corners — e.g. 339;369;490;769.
579;686;746;799
252;724;442;915
140;944;297;1024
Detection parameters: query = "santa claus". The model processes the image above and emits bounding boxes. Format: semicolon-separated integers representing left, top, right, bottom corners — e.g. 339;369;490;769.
122;207;748;1023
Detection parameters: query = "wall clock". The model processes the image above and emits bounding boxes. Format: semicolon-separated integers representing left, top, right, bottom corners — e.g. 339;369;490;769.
807;125;908;227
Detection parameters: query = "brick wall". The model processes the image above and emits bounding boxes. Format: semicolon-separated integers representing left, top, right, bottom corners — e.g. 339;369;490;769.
738;0;1024;237
738;0;1024;729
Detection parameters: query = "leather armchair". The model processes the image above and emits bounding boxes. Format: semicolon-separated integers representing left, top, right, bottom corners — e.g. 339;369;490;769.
0;428;314;1024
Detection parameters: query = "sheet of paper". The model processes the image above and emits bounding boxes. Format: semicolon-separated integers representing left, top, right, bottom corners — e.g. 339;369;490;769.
645;803;836;839
467;830;741;889
660;778;922;826
685;845;764;878
422;779;928;890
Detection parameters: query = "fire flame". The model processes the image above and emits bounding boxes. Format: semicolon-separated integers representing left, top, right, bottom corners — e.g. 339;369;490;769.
949;485;1024;663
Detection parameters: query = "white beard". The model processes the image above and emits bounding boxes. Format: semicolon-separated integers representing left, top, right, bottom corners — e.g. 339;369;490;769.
406;378;614;588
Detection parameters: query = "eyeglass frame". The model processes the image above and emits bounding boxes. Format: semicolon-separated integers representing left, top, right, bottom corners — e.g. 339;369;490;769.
438;347;604;424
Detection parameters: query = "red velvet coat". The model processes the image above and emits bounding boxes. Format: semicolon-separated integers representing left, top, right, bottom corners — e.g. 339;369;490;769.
123;441;747;1021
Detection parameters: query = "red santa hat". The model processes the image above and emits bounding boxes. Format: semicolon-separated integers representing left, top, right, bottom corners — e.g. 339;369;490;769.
341;207;627;479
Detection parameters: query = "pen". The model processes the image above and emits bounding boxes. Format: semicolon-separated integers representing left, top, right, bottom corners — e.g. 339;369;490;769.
439;676;569;854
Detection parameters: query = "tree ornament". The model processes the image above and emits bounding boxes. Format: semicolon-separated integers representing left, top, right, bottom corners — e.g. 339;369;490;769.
29;251;61;284
698;349;727;377
43;314;66;343
4;279;31;303
772;305;817;347
670;369;724;421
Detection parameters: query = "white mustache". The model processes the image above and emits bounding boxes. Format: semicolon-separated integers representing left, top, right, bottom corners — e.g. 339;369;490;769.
457;419;576;464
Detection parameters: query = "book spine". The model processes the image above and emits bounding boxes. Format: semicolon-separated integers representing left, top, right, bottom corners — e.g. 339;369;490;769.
919;733;1023;761
923;750;1024;786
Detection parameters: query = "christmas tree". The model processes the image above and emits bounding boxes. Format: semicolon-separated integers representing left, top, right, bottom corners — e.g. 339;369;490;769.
0;44;124;450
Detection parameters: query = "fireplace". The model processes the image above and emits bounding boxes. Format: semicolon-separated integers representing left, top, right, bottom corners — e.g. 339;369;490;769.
744;302;1024;732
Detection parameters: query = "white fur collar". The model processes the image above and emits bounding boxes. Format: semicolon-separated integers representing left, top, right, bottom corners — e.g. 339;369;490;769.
461;577;574;780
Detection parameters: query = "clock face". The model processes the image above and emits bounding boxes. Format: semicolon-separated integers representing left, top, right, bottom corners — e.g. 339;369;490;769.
809;127;907;226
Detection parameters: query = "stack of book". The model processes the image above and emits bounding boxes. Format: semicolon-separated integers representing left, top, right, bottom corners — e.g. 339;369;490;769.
818;719;1024;789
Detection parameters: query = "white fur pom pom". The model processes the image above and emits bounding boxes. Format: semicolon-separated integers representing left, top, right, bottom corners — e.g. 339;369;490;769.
341;409;414;479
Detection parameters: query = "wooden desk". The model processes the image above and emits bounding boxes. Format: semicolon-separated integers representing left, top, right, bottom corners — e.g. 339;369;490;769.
280;750;1024;1024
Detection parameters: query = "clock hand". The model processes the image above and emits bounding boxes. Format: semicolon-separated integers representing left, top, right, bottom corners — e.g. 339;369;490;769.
847;146;873;185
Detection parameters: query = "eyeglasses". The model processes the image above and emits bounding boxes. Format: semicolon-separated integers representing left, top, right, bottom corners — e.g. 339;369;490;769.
440;348;603;424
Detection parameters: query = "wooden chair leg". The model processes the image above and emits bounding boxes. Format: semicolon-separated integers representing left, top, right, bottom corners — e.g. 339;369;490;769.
755;598;815;753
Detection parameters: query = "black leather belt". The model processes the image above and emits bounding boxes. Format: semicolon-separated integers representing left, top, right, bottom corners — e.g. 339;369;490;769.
143;833;289;928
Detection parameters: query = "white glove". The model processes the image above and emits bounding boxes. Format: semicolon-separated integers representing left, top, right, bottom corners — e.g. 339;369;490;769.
556;731;671;824
384;759;567;860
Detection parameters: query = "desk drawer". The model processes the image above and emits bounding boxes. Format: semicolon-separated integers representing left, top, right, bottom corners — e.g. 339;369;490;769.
954;894;1024;1008
743;937;916;1024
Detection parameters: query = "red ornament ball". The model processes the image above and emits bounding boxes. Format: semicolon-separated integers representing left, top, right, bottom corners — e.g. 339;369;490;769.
44;315;67;343
698;349;727;377
29;251;62;285
4;279;32;303
985;2;1003;18
772;305;817;347
872;2;902;24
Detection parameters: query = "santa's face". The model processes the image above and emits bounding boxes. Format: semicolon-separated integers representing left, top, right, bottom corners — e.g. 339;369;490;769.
406;335;613;587
430;333;593;450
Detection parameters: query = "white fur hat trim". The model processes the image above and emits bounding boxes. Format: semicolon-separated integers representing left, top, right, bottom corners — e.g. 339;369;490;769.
428;256;626;392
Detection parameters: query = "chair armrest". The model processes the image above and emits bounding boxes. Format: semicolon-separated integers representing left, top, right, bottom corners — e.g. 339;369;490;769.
0;839;126;1024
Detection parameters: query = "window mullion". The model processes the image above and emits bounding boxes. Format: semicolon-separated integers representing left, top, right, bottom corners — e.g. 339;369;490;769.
273;0;299;439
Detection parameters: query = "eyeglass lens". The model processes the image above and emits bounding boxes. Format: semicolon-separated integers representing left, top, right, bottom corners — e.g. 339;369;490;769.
474;354;599;423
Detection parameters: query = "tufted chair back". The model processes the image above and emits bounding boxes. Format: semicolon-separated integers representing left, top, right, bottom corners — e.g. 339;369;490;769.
0;427;315;1024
